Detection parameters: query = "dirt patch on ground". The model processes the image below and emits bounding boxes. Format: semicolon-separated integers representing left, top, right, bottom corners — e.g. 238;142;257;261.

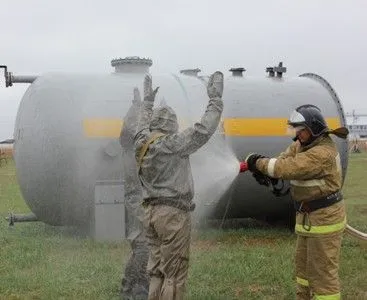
191;240;220;251
217;235;279;247
242;237;278;247
234;287;244;297
234;285;266;297
247;284;264;293
192;236;278;250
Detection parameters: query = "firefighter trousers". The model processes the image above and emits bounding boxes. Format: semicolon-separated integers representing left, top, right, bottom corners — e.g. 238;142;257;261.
295;232;343;300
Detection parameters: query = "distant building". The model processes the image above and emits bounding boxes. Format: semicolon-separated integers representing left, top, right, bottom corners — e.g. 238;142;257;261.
345;112;367;153
345;113;367;139
0;139;14;158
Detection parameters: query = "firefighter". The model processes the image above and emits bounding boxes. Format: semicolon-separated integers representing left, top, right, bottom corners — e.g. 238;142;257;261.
246;104;348;300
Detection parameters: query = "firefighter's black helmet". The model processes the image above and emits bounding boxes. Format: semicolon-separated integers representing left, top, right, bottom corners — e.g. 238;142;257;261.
287;104;328;137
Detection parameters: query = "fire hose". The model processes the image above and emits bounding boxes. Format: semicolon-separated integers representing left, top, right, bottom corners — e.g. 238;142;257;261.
238;161;367;242
344;225;367;242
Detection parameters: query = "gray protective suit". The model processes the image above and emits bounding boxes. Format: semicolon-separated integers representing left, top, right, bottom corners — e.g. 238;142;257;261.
135;75;224;212
134;73;224;300
120;89;149;300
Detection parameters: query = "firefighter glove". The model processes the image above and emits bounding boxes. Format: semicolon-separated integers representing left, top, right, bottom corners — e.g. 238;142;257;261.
207;71;224;99
144;75;159;102
245;153;266;172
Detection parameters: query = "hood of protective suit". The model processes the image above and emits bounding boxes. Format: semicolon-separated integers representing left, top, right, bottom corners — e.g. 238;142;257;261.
149;105;179;134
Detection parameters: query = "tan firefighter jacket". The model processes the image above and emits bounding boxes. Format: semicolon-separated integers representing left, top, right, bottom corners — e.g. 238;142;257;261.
256;135;346;236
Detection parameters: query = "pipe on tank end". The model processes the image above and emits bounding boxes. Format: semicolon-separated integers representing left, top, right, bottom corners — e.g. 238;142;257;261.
11;75;38;84
0;65;13;87
6;212;38;226
0;65;37;87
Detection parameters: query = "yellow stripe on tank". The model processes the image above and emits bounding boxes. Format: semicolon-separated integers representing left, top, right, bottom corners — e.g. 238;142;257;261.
82;118;188;138
83;119;123;138
223;118;341;137
82;117;341;138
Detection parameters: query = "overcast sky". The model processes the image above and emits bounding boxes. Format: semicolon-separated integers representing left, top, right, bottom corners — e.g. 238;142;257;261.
0;0;366;140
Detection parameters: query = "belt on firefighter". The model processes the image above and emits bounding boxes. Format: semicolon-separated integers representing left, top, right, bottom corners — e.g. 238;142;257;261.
294;191;342;213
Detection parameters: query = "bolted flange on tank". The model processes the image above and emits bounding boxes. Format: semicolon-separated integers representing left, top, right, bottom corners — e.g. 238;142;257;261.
111;56;152;74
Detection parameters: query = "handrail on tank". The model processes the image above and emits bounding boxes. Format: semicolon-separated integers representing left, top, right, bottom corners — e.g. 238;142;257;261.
0;65;38;87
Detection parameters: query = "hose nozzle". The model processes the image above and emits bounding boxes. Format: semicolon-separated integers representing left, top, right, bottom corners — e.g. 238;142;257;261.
239;161;248;173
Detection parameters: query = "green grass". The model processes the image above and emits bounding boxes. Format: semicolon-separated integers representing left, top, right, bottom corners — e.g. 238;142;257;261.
343;154;367;232
1;155;367;300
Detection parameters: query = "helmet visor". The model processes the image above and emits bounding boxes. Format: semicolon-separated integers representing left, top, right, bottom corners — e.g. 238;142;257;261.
286;125;306;138
288;110;306;123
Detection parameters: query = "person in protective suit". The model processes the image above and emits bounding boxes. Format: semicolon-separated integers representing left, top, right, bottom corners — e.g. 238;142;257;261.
134;72;224;300
119;89;149;300
246;104;348;300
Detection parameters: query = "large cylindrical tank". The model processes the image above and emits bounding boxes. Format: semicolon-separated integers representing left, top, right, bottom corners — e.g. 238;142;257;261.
13;66;348;230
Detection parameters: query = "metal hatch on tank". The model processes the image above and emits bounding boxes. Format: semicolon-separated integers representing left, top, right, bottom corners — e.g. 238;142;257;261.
0;60;349;240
